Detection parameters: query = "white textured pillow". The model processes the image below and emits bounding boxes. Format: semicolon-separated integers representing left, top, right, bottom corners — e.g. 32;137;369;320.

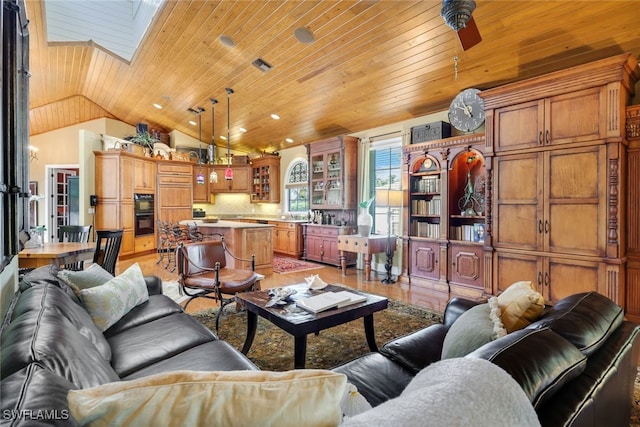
57;264;114;296
342;358;540;427
68;370;347;427
80;263;149;331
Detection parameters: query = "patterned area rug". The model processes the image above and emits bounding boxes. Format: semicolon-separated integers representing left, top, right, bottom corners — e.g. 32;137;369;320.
273;256;325;274
191;299;442;371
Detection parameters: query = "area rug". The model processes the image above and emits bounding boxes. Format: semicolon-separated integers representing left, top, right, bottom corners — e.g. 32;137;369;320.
273;255;325;274
191;299;442;371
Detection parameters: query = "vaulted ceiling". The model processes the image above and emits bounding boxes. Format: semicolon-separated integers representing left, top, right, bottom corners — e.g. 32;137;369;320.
27;0;640;154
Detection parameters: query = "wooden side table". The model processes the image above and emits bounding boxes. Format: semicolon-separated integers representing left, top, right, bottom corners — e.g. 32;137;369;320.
337;234;396;281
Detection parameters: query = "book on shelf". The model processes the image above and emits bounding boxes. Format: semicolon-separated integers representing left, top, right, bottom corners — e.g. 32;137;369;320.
297;291;367;313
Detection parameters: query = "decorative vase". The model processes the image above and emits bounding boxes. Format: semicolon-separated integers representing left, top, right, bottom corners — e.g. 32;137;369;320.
357;207;373;236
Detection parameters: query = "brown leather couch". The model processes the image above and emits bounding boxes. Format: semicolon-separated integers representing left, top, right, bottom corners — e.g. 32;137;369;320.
333;292;640;427
0;265;258;426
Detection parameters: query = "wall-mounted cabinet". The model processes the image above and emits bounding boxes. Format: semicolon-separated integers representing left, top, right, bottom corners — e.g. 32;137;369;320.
251;155;280;203
192;165;211;203
209;165;250;193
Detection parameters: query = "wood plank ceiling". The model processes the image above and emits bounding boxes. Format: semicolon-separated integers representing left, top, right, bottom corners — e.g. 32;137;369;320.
27;0;640;154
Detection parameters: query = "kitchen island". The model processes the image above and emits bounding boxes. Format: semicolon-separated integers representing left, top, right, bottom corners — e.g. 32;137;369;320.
182;220;275;276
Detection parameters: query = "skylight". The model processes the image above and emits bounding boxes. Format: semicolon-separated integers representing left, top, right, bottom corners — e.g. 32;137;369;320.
44;0;163;62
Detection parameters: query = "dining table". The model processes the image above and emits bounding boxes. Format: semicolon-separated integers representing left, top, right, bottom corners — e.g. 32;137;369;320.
19;242;95;269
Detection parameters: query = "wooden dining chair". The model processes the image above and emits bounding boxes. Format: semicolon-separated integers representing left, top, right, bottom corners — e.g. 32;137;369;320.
93;229;123;275
58;225;92;271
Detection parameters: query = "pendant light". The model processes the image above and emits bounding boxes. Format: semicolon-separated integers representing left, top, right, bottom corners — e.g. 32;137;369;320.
209;98;219;183
189;106;205;185
225;87;234;181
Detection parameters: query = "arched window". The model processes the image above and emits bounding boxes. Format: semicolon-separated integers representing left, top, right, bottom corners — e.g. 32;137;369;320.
286;160;309;212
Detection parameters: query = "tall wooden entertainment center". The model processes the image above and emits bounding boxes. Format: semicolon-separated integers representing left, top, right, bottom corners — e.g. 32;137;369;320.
402;53;639;321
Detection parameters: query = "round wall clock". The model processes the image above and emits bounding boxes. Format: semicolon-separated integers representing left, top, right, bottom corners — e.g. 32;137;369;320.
448;88;485;132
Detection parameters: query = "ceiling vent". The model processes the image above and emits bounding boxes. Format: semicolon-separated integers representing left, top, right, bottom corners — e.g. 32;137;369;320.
252;58;273;73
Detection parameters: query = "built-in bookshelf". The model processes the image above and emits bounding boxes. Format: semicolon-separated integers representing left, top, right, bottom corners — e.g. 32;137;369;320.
409;156;441;240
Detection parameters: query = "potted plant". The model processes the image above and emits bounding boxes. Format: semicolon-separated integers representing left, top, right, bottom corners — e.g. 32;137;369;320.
125;131;159;156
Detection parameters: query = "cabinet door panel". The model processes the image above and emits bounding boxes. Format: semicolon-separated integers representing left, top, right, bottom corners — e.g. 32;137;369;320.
546;146;606;256
449;245;483;288
546;257;603;302
547;87;603;145
494;251;541;295
121;157;135;201
494;154;543;250
158;185;192;207
494;100;543;151
410;240;439;280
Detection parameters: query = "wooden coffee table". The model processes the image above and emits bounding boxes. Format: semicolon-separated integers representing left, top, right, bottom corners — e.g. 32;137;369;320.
235;283;388;369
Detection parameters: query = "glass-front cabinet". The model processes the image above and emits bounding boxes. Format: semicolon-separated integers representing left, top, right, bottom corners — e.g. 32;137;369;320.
311;151;343;207
308;136;358;211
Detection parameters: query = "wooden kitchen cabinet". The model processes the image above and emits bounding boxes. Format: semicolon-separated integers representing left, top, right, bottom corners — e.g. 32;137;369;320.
157;161;193;224
303;224;356;266
134;158;156;193
271;221;303;259
251;155;280;203
192;165;210;203
94;151;139;256
209;165;250;193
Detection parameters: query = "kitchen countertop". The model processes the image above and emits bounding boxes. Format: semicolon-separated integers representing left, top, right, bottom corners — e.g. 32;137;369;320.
183;219;275;228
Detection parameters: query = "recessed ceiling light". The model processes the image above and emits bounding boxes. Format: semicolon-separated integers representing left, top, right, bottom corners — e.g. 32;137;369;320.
294;27;315;44
286;138;294;143
271;114;280;120
189;120;197;126
239;127;247;133
220;35;235;47
153;103;163;109
220;135;227;140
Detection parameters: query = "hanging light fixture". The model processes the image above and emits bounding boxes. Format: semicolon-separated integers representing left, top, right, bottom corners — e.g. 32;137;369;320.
209;98;219;183
225;87;234;181
440;0;476;31
188;106;206;185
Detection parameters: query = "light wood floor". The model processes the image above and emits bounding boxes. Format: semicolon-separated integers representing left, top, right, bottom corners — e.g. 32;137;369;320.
117;252;449;314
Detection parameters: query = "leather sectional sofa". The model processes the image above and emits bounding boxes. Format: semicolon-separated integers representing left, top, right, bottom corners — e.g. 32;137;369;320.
1;265;258;426
1;265;638;426
335;292;640;426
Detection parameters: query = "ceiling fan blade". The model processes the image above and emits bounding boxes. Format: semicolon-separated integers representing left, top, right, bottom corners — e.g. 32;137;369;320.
457;15;482;51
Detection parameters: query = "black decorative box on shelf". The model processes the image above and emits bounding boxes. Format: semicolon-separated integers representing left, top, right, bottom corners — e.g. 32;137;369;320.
411;121;451;144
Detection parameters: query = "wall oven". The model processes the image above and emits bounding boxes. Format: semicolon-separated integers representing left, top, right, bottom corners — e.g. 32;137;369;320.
134;193;155;236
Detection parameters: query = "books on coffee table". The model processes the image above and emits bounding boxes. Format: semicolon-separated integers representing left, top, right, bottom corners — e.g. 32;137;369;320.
297;291;367;313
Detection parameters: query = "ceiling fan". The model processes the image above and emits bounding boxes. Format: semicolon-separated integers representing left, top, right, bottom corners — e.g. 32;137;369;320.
441;0;482;51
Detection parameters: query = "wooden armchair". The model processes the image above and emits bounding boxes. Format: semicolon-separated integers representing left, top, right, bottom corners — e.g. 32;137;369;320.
177;238;260;331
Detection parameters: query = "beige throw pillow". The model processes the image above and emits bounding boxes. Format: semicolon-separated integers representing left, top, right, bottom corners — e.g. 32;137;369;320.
498;281;544;332
79;263;149;331
68;369;347;427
